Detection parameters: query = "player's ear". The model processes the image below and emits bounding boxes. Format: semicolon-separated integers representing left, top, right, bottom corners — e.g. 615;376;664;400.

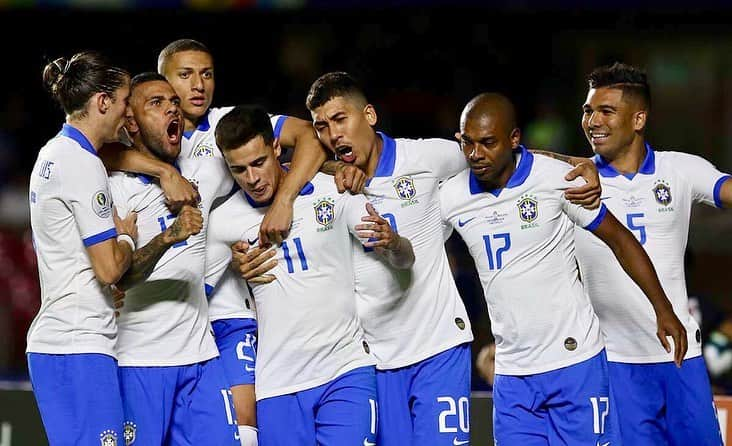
633;110;647;132
364;104;378;127
124;105;139;135
509;127;522;149
95;92;110;114
272;137;282;159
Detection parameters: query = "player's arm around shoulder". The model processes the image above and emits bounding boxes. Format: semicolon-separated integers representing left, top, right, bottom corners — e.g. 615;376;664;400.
531;149;602;209
588;208;688;366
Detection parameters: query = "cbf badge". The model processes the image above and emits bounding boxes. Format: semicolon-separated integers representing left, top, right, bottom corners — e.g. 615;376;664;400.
123;421;136;445
92;190;112;218
314;197;335;232
653;180;672;206
192;143;215;158
99;430;118;446
517;194;539;229
393;176;419;207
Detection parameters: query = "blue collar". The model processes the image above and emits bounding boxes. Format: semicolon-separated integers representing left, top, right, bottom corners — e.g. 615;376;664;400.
371;132;397;178
469;145;533;196
137;160;181;185
242;166;315;208
59;124;97;156
183;109;211;140
594;143;656;180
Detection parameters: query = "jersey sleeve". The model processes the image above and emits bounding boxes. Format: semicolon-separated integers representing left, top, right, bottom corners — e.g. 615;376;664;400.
668;152;731;208
204;213;232;295
417;138;468;182
66;158;117;247
269;114;289;140
438;178;456;239
561;177;608;231
206;158;236;201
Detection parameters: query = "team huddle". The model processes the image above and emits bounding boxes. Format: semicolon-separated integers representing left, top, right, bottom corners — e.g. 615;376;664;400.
27;38;731;446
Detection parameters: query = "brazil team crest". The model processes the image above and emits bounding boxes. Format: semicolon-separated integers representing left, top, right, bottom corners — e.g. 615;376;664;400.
99;430;118;446
192;143;215;158
517;194;539;229
653;180;672;206
314;197;336;231
393;176;419;207
123;421;136;445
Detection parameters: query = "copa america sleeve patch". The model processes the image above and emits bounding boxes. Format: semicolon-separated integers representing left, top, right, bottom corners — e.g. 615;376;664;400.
91;190;112;218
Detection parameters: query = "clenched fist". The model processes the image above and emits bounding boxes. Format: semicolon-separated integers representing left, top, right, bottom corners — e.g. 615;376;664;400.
163;205;203;245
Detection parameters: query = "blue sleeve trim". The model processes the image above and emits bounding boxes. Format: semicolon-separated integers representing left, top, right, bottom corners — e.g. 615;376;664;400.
205;283;214;298
584;203;608;232
82;228;118;247
714;175;731;208
273;115;288;139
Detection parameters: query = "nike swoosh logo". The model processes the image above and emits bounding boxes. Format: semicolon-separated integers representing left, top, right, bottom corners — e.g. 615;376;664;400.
244;365;255;372
600;197;612;201
247;237;259;245
453;438;469;445
596;442;610;446
363;439;376;446
458;217;476;227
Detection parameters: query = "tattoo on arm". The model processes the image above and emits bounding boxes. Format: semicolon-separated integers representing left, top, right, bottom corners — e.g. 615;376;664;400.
530;149;574;164
116;233;173;290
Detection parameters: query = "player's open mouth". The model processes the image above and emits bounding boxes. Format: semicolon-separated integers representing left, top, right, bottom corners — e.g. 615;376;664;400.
167;119;181;144
189;96;206;107
337;146;355;163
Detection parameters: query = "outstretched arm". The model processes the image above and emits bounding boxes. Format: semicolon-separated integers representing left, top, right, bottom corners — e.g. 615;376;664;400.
590;209;688;366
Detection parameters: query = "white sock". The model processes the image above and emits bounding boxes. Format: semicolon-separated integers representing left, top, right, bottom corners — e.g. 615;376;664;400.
238;425;258;446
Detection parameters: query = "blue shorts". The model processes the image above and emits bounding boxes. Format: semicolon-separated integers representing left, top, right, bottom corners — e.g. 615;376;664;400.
118;357;238;445
493;349;616;446
28;353;124;446
608;356;723;446
257;366;377;446
376;343;471;446
212;318;257;387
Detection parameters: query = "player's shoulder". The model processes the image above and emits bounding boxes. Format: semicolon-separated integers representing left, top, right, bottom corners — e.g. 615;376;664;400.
654;149;709;167
308;172;339;194
529;152;579;189
653;149;720;180
396;136;458;152
208;106;235;122
439;168;471;210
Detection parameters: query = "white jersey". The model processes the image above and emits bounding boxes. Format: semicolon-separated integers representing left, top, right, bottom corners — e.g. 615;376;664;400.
441;148;607;375
27;124;119;356
108;158;233;366
205;194;257;322
181;106;287;159
234;173;375;400
353;133;473;370
575;145;731;364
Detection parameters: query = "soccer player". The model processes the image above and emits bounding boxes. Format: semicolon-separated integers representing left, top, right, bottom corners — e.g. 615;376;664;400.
304;72;603;445
28;51;137;445
440;92;687;445
210;104;414;445
156;38;335;444
108;73;237;445
574;62;731;445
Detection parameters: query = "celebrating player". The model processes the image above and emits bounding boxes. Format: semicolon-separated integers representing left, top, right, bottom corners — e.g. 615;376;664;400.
28;52;137;445
441;92;686;445
210;105;414;445
575;62;731;445
108;73;238;445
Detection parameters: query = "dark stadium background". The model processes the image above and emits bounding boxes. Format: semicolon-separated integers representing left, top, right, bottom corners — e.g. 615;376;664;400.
0;1;731;395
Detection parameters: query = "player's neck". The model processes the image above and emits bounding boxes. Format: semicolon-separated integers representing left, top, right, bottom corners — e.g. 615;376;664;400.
183;115;198;132
479;153;517;191
606;139;647;175
364;133;384;178
66;118;103;152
